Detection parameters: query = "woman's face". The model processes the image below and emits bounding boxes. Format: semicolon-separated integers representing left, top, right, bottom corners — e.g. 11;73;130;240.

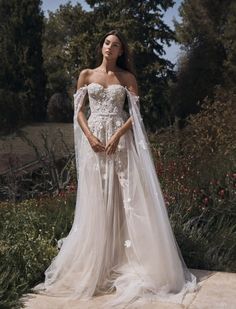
102;34;123;61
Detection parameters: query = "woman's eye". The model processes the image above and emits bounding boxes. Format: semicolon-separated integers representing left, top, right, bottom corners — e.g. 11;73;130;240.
105;41;119;47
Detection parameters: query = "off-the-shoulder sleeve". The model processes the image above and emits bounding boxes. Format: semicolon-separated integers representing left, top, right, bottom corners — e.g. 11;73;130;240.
73;86;88;115
73;86;88;180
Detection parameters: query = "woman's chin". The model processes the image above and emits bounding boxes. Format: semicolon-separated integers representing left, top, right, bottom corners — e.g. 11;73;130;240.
104;52;113;57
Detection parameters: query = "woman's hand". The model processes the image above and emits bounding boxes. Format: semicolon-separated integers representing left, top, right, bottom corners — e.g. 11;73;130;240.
87;134;105;153
105;132;121;155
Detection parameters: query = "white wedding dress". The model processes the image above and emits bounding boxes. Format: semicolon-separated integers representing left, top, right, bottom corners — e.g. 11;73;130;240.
32;82;199;308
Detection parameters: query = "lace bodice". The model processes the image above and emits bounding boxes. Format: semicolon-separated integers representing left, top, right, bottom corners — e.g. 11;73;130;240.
85;83;129;141
87;82;127;115
78;82;131;179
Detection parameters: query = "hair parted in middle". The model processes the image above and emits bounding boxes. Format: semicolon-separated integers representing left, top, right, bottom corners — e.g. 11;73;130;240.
95;30;136;77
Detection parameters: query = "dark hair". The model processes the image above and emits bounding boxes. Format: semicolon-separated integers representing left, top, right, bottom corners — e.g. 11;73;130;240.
95;30;136;77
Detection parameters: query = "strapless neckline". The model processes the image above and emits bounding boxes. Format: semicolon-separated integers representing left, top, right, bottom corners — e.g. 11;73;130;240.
88;82;126;90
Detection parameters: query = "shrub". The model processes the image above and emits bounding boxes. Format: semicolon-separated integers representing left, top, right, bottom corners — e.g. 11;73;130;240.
0;193;75;308
47;93;73;122
151;87;236;272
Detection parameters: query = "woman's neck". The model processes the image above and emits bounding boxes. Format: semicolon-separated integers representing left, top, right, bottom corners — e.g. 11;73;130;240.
97;59;120;73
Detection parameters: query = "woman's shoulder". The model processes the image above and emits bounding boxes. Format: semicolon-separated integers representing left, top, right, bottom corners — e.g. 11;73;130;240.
76;69;90;89
122;70;136;82
78;68;93;78
121;70;138;93
77;69;94;88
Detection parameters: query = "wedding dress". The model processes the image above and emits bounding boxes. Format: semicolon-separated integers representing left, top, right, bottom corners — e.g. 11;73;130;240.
32;82;199;308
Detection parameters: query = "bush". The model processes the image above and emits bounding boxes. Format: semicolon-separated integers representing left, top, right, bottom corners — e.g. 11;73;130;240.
47;93;73;122
151;87;236;272
0;193;75;308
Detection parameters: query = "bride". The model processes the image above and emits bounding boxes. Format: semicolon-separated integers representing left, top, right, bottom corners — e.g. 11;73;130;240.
32;30;199;308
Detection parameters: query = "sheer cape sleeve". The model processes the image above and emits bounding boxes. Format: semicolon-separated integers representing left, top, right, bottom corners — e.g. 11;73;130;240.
124;88;199;297
73;86;88;181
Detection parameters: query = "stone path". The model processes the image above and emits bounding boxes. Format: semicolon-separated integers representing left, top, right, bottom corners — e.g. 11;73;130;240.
21;269;236;309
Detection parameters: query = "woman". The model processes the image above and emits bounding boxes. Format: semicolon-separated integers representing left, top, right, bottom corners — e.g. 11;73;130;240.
32;30;199;308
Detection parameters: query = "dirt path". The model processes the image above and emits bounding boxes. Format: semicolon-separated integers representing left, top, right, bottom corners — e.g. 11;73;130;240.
0;122;73;174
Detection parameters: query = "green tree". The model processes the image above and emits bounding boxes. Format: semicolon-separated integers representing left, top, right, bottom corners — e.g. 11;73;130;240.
172;0;235;122
42;2;93;99
221;1;236;89
43;0;176;130
42;2;97;123
0;0;46;132
86;0;177;130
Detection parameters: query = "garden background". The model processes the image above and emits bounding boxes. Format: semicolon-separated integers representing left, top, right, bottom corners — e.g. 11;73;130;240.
0;0;235;308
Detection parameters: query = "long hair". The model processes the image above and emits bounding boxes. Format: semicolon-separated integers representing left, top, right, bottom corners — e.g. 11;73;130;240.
95;30;136;77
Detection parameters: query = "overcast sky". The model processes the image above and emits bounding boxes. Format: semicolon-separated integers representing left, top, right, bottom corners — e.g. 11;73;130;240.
41;0;182;65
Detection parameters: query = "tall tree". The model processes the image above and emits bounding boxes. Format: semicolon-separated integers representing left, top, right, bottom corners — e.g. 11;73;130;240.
0;0;46;132
221;1;236;90
43;0;177;130
172;0;235;121
85;0;177;130
42;3;93;99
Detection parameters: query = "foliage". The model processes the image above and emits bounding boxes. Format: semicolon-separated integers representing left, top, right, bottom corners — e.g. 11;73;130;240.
87;0;177;130
42;2;93;99
221;1;236;89
172;0;236;120
43;0;177;130
152;85;236;271
182;87;236;169
0;194;75;308
0;0;46;133
47;93;73;122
